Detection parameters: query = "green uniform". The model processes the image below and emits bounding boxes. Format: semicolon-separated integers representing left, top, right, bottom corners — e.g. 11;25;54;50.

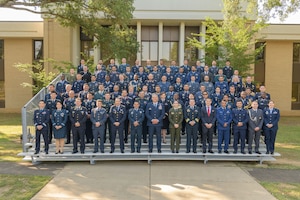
169;107;183;152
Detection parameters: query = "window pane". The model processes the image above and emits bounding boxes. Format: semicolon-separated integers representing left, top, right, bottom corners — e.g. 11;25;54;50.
141;42;149;61
150;42;158;61
292;43;300;110
170;42;178;61
0;40;4;108
162;42;170;61
34;40;43;60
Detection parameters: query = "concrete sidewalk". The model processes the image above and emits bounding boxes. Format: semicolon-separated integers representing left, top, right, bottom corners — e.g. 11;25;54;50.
32;161;276;200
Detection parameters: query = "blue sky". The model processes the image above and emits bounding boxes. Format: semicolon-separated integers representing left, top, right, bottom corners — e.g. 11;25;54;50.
0;7;299;24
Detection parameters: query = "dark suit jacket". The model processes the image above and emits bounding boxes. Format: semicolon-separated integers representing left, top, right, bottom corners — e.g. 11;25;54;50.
248;109;264;131
200;106;216;126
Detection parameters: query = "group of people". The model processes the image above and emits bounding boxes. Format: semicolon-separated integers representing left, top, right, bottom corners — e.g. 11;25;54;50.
33;58;280;155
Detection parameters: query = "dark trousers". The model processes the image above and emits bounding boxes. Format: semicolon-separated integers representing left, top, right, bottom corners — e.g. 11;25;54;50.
110;124;124;152
264;128;277;153
124;117;129;142
248;130;261;152
104;118;111;143
85;119;93;143
202;126;214;151
233;129;246;152
66;119;72;143
72;126;86;153
48;121;53;143
186;124;198;152
142;119;148;142
130;125;142;151
148;126;162;151
35;129;49;152
93;126;105;152
218;129;230;151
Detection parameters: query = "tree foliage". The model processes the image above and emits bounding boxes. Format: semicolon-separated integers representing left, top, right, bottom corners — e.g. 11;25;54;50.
188;0;267;76
0;0;138;62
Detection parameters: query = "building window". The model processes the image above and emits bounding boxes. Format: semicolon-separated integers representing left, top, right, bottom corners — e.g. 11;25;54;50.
292;43;300;110
0;40;4;108
33;40;43;61
254;42;265;86
141;26;158;66
162;26;179;65
80;27;94;59
185;26;200;65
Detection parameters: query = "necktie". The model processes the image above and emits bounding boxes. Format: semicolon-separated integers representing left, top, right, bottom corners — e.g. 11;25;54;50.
207;107;210;117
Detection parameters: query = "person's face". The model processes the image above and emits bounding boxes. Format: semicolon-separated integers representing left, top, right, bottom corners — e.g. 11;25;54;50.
115;98;121;106
135;60;140;65
189;100;195;106
221;101;227;108
184;85;189;91
91;76;96;81
139;92;145;98
191;76;195;81
87;94;93;100
205;99;212;106
160;94;166;99
176;78;181;83
202;92;209;99
171;61;176;66
97;101;102;108
204;76;209;82
173;101;179;108
70;68;75;73
152;95;158;103
246;77;252;82
39;101;45;109
122;91;127;97
133;102;139;109
51;93;57;99
269;101;274;108
84;85;89;91
80;60;85;65
236;101;243;108
252;102;258;109
160;60;164;65
75;99;82;107
215;87;221;93
219;77;224;82
77;74;82;80
162;76;167;82
184;60;188;65
105;94;110;100
241;92;246;98
204;66;209;71
218;69;223;74
105;76;110;81
212;61;216;66
69;91;75;98
113;86;119;92
122;58;126;63
230;87;235;93
260;86;266;92
139;67;144;72
56;102;62;109
226;61;230;66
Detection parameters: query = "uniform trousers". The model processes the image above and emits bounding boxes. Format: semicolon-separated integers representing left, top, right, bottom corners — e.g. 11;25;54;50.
110;124;124;152
93;126;106;152
218;129;230;151
233;129;246;152
35;129;49;152
186;124;198;152
264;128;277;153
72;126;85;153
148;126;162;151
248;130;261;152
130;125;142;151
170;127;181;151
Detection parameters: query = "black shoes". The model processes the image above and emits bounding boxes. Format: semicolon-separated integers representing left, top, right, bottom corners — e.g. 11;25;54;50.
131;150;135;153
203;150;206;153
110;150;114;153
45;151;49;154
255;151;261;154
224;150;229;154
172;150;175;153
148;150;152;153
208;150;214;154
176;151;179;153
121;150;124;153
241;151;246;154
101;151;104;153
233;150;237;154
34;151;39;154
93;150;98;153
248;151;252;154
158;150;161;153
72;150;78;154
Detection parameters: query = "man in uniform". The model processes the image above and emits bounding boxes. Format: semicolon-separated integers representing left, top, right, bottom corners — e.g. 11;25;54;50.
69;98;87;154
248;101;264;154
102;93;114;143
145;94;165;153
109;98;127;153
201;98;216;154
83;92;96;143
34;100;50;154
91;100;107;153
184;99;200;153
63;90;75;144
46;91;60;143
232;99;249;154
80;65;91;83
223;60;234;83
120;90;133;143
135;91;149;143
168;101;183;153
128;101;145;153
72;73;85;95
217;100;232;153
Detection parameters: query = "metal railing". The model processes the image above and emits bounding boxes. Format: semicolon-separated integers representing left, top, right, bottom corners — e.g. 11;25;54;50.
21;73;63;152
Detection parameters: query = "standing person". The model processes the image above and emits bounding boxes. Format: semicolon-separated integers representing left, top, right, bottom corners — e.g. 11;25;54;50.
263;100;280;154
248;101;264;154
69;98;87;154
83;92;96;143
109;98;127;153
63;90;75;144
217;100;232;154
51;101;68;154
169;101;183;153
185;99;200;153
201;98;216;154
33;100;50;154
91;100;107;153
160;92;170;143
145;94;165;153
128;101;145;153
232;99;249;154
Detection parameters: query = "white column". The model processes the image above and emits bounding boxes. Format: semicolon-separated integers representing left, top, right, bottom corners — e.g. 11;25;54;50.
136;21;142;62
179;22;185;66
72;26;81;66
158;22;163;64
199;23;206;64
94;36;100;66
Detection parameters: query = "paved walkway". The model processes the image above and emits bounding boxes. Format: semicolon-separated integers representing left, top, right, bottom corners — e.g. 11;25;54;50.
31;161;276;200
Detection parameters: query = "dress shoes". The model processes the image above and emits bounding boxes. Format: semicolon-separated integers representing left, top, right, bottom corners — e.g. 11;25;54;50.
255;151;261;154
93;150;98;153
224;150;229;154
241;151;246;154
72;150;78;154
208;150;214;154
218;150;222;154
158;150;161;153
248;151;252;154
148;150;152;153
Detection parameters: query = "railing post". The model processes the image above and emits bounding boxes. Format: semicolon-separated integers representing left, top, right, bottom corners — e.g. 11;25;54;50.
22;106;28;152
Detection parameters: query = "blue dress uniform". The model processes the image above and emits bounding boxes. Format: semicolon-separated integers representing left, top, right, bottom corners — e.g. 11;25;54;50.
136;97;149;143
128;108;145;152
180;91;190;105
109;71;120;83
187;81;200;94
131;65;140;74
121;96;133;143
51;109;68;139
125;72;134;82
215;81;229;94
102;99;114;142
145;80;157;93
174;73;186;84
186;71;200;82
72;80;85;94
216;107;232;152
212;93;223;108
229;82;243;94
109;105;127;153
223;66;234;81
119;63;129;74
209;66;219;76
96;71;107;83
83;99;96;143
56;80;69;95
184;105;200;153
63;98;75;143
103;81;114;93
263;108;280;154
69;106;87;153
200;106;216;153
115;81;129;92
232;108;249;153
33;108;50;154
90;107;107;153
158;81;170;93
94;90;105;100
136;72;148;82
46;99;60;143
145;102;165;152
163;73;175;84
88;81;99;93
151;71;162;82
174;83;184;93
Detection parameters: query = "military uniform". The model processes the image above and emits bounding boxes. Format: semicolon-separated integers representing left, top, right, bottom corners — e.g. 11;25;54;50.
187;81;200;94
145;102;165;152
51;109;68;139
184;105;200;153
63;98;75;143
169;107;183;152
119;63;129;74
109;105;127;153
216;107;232;153
103;81;114;93
174;83;184;93
46;98;60;143
232;108;249;153
33;108;50;154
88;81;99;94
215;81;228;94
56;80;68;95
145;80;157;93
135;97;149;143
69;106;87;153
109;71;120;83
90;107;107;153
263;107;280;154
102;99;114;142
83;99;96;143
96;71;107;83
248;108;264;153
72;80;84;94
120;96;133;143
128;108;145;152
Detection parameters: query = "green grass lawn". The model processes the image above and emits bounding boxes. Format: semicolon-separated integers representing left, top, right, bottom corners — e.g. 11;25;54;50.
261;182;300;200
